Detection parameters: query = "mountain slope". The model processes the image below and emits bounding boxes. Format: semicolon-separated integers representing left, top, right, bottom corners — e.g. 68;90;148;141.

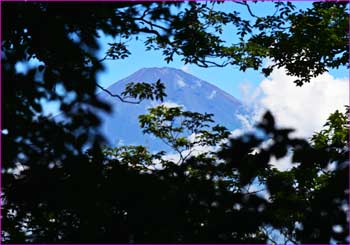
96;67;243;151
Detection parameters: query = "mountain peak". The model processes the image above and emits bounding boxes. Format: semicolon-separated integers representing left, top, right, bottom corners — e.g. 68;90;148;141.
95;67;244;149
138;66;185;72
132;67;189;77
104;67;240;107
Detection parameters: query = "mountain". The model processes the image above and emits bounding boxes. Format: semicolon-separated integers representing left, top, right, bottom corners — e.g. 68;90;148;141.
95;67;244;151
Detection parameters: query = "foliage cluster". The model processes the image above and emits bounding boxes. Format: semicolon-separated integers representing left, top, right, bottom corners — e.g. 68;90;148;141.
2;1;349;243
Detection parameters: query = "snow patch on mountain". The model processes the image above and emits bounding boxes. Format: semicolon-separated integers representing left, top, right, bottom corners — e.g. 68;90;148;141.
176;78;187;88
195;80;202;88
207;90;217;99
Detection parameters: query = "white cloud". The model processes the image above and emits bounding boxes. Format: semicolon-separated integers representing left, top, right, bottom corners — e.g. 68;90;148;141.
161;101;184;109
238;68;348;139
269;152;295;171
229;129;244;138
239;82;261;105
257;68;348;138
149;101;185;109
235;68;348;171
162;152;181;163
160;133;217;164
161;144;215;164
235;113;254;132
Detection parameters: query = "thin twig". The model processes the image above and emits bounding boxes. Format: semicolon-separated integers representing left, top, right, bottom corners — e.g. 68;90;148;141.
197;59;229;68
261;226;279;244
135;17;169;32
244;188;266;195
96;83;142;104
98;54;108;63
280;228;298;244
234;1;259;19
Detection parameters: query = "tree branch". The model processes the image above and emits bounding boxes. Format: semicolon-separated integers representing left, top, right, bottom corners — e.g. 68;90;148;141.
96;83;142;104
261;226;279;244
280;228;298;244
135;17;169;32
234;1;259;19
244;188;266;195
196;59;229;68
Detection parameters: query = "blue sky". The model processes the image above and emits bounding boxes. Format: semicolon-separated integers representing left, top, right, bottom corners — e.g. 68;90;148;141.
96;1;348;101
30;1;347;124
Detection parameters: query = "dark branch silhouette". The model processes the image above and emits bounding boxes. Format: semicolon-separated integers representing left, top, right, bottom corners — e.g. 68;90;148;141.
96;83;142;104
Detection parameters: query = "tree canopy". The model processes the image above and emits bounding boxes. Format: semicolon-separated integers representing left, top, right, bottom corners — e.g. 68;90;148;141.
2;1;349;243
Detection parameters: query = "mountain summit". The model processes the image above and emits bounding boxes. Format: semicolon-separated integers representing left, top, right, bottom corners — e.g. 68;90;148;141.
97;67;243;150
